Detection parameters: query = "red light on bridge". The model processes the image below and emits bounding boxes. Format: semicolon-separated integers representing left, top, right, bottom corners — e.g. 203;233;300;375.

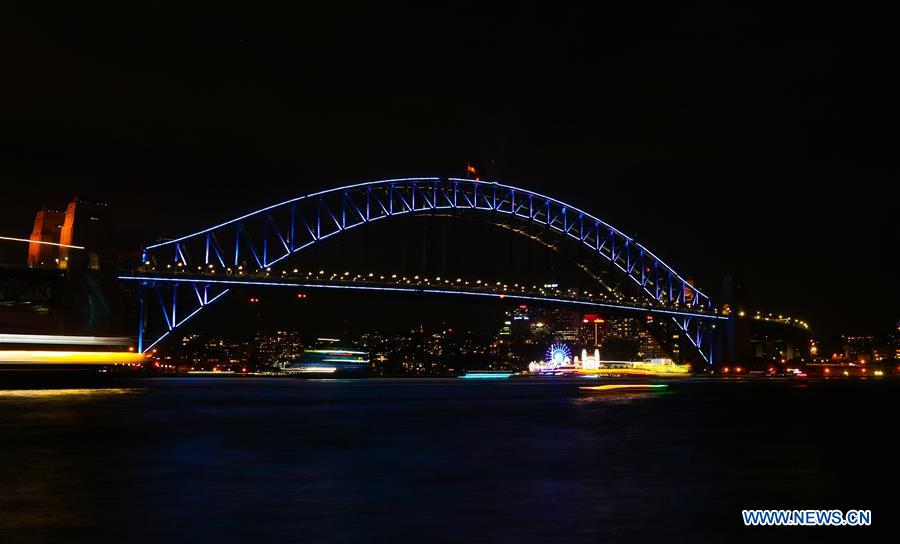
297;293;307;299
249;297;259;303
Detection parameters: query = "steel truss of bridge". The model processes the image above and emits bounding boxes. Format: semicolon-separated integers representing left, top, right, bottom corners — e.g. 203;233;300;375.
128;178;722;362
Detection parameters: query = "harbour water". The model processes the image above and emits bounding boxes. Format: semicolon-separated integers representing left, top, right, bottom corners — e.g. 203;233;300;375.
0;378;892;542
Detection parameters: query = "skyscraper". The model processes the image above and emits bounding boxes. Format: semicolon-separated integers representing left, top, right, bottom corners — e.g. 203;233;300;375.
540;307;580;341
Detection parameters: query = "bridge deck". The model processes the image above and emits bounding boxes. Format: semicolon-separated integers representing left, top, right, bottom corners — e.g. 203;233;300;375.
119;273;726;320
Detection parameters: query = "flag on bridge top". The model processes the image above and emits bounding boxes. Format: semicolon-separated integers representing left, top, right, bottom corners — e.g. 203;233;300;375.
466;164;480;180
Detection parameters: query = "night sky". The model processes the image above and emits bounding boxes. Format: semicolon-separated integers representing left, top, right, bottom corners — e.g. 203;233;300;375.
1;3;896;335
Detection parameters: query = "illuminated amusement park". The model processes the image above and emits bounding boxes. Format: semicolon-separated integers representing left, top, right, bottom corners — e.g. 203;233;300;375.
527;343;690;377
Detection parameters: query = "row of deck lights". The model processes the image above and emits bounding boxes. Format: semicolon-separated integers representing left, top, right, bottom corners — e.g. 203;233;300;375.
143;263;719;312
726;308;810;330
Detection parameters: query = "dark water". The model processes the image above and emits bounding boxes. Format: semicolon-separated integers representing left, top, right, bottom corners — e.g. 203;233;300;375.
1;378;894;543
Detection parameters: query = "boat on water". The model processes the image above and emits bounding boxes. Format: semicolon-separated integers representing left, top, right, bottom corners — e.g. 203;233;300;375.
458;370;513;380
283;338;369;376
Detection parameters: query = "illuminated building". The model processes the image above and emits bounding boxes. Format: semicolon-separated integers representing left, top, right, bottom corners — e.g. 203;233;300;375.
255;330;304;366
842;335;875;363
27;197;110;269
539;308;579;341
841;334;895;365
27;206;68;267
580;348;602;370
499;306;531;340
530;320;549;341
502;305;532;342
606;317;638;340
579;314;604;347
637;329;666;360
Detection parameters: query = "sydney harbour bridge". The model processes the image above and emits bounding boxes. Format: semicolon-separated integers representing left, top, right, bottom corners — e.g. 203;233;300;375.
121;178;728;363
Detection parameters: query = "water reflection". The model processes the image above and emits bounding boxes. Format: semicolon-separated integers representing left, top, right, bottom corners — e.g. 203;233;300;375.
572;390;671;405
0;379;894;542
0;388;139;399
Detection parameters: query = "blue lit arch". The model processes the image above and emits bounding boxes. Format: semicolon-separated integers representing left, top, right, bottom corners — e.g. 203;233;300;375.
129;178;717;360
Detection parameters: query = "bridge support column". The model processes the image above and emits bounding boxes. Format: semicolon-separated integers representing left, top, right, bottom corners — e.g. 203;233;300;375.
137;283;144;353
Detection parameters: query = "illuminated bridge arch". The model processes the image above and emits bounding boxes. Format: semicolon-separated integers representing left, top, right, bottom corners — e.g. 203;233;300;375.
127;178;720;361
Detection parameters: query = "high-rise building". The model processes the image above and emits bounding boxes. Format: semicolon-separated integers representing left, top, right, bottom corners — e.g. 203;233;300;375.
504;305;532;342
637;329;666;360
605;316;639;341
540;307;579;341
579;314;605;347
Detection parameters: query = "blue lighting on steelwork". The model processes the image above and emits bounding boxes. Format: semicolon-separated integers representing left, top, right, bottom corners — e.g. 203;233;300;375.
142;178;711;303
140;288;229;353
144;177;442;250
134;177;720;360
118;276;727;320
